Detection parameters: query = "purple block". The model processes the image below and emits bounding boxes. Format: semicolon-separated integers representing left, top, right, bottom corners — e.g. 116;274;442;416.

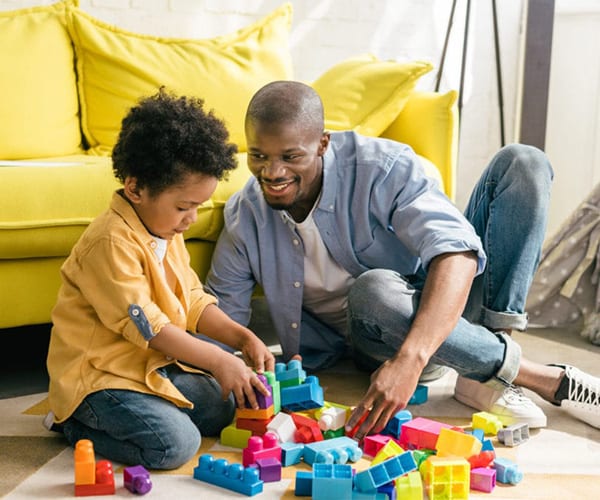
123;465;152;495
470;467;496;492
244;374;274;409
255;457;282;482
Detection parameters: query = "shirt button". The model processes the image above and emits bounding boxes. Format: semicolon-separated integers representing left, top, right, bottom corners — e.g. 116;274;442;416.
293;239;299;245
131;308;140;316
291;323;298;329
293;282;301;288
166;356;173;361
150;241;157;248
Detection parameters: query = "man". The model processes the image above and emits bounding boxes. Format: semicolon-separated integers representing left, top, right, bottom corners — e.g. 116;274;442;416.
206;80;600;439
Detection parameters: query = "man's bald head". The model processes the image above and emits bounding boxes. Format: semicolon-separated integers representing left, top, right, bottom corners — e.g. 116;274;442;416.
245;81;324;136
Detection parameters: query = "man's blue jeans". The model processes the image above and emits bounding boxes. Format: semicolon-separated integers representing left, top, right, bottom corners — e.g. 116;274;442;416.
347;144;553;390
62;364;235;469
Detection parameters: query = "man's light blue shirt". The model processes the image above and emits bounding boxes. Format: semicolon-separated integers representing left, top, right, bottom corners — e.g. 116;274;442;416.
206;131;485;360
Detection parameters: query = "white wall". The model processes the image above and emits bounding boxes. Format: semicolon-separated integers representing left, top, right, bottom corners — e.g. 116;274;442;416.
5;0;566;224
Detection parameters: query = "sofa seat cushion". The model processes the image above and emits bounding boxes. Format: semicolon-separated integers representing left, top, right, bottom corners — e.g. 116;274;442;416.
67;3;293;155
0;153;253;259
0;0;82;160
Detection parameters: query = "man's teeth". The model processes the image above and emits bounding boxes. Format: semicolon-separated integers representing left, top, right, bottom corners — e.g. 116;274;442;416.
269;183;289;191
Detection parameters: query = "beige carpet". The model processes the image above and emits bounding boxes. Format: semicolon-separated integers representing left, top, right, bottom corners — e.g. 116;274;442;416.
2;328;600;499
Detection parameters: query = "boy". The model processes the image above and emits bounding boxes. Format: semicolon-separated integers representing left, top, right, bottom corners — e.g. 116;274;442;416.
46;89;275;469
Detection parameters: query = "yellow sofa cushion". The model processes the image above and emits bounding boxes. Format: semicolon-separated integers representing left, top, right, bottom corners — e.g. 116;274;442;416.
0;0;82;160
311;54;433;137
67;3;293;155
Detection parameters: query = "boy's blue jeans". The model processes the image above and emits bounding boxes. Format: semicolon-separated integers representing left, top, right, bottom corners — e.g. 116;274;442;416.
62;364;235;469
346;144;553;390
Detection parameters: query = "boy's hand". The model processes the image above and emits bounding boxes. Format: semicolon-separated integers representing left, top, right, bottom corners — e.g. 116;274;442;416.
210;351;271;409
239;335;275;374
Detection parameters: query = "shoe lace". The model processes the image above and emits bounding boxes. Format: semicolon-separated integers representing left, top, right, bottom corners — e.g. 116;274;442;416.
566;367;600;406
503;385;530;403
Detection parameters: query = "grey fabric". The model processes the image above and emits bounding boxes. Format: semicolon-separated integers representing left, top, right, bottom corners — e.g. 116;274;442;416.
527;183;600;345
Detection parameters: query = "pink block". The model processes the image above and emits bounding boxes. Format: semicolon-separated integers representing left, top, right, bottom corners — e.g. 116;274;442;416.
242;432;282;467
363;434;394;457
470;467;496;493
399;417;452;450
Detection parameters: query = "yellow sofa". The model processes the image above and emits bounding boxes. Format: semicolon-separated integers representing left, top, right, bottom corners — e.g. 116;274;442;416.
0;0;458;329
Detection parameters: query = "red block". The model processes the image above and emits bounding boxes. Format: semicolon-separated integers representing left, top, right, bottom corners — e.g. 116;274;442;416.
75;460;115;496
236;416;274;436
291;413;323;443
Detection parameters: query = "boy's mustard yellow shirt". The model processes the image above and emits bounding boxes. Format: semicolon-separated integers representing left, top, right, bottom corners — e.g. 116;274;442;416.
47;192;217;423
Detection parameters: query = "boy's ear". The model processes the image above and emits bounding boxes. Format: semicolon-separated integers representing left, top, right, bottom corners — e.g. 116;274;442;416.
123;177;142;203
318;132;330;156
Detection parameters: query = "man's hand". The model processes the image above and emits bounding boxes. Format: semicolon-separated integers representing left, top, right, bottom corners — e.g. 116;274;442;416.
345;355;421;440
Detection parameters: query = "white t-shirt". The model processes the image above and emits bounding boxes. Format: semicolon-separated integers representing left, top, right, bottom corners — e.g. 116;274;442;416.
286;209;355;336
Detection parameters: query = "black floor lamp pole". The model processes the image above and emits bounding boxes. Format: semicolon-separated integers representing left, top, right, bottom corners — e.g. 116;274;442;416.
436;0;506;147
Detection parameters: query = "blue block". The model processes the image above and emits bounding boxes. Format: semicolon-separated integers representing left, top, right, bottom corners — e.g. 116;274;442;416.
354;452;417;493
493;457;523;485
193;454;263;496
281;441;305;466
377;481;397;500
280;375;324;411
303;436;363;466
312;463;353;500
275;359;306;387
352;492;388;500
408;384;428;405
295;470;312;496
382;410;412;439
482;438;495;451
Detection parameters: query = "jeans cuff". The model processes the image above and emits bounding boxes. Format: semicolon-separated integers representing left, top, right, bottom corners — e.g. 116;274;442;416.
484;331;522;391
481;307;528;332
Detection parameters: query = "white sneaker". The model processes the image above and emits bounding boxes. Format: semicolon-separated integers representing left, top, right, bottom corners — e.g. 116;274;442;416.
552;364;600;429
454;375;547;428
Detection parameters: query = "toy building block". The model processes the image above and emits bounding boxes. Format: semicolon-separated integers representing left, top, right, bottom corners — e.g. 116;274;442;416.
291;412;324;443
242;432;281;467
419;456;470;500
281;441;305;466
468;450;495;469
193;454;263;496
318;406;348;431
471;411;503;435
235;404;274;421
351;492;388;500
408;384;428;405
255;457;282;482
75;460;116;497
236;416;274;436
399;417;452;450
497;422;529;447
354;451;417;492
266;412;296;443
493;457;523;485
381;409;412;439
295;470;313;496
303;436;363;466
469;428;485;442
220;424;252;449
123;465;152;495
281;375;324;411
275;359;306;387
74;439;96;486
371;439;405;466
363;434;395;458
435;427;482;458
411;449;435;468
323;428;345;439
73;439;116;497
470;466;496;493
312;463;353;500
395;470;423;500
264;371;281;414
481;437;495;452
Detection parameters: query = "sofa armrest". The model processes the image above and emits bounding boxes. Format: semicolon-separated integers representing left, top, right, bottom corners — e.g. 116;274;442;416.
380;90;458;201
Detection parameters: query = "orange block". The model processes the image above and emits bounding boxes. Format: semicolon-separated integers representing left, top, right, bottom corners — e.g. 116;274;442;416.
74;439;95;486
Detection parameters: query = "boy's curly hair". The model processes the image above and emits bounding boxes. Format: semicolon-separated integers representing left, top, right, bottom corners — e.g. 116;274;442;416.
112;88;238;195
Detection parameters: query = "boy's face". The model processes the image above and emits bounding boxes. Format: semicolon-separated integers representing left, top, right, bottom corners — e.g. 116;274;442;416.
124;172;217;240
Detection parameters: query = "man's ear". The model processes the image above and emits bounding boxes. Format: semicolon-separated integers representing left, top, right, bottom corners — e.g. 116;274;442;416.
318;131;331;156
123;177;142;204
